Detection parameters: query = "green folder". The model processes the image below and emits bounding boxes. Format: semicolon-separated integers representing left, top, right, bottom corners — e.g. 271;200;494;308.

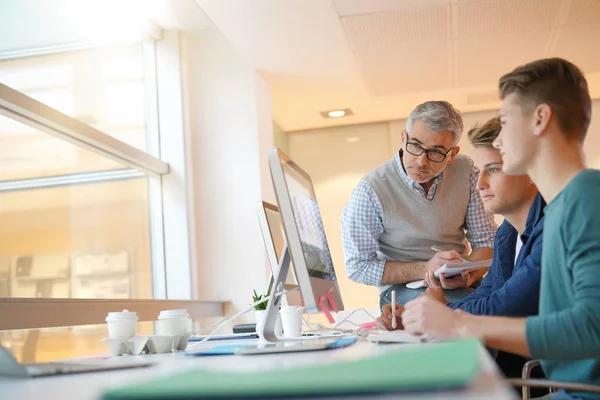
102;339;481;399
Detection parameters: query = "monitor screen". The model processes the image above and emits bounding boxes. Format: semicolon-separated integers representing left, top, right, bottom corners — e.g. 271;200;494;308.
256;201;297;287
268;148;343;313
280;163;336;281
264;206;286;264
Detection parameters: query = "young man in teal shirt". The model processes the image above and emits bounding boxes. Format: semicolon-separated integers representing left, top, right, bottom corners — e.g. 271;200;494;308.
402;58;600;400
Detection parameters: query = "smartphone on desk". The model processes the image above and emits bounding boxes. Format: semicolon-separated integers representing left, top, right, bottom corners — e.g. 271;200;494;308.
234;342;329;355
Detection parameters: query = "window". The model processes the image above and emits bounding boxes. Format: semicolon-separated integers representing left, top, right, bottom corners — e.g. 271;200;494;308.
0;43;147;151
0;176;152;300
0;113;125;180
0;44;154;301
0;36;224;362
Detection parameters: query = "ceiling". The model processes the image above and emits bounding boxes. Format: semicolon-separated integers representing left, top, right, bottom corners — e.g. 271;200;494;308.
1;0;599;132
0;0;214;54
193;0;600;131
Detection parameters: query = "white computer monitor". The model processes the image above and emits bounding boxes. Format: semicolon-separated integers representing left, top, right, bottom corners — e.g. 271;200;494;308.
267;148;344;314
256;201;301;306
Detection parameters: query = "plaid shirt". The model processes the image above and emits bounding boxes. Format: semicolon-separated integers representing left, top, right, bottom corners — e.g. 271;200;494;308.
341;152;497;286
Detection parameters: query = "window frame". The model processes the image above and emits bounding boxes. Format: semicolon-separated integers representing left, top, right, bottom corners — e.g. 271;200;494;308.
0;35;222;330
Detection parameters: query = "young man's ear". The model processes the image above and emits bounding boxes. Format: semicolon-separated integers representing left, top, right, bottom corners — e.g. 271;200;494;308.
534;104;552;136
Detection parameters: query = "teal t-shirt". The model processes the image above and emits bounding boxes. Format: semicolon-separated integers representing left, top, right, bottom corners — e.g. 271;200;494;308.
526;169;600;399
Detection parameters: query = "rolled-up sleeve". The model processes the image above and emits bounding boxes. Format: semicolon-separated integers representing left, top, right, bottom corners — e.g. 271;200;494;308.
340;178;386;286
464;160;497;249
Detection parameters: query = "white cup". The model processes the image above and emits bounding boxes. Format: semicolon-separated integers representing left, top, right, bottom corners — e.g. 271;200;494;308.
279;306;303;338
106;310;138;339
155;309;192;336
254;310;283;338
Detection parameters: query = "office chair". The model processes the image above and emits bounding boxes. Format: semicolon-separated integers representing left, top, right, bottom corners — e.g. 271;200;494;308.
508;359;600;400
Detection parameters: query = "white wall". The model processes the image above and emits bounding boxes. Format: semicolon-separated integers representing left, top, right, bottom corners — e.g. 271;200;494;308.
273;122;289;154
178;25;600;321
181;31;273;322
288;101;600;310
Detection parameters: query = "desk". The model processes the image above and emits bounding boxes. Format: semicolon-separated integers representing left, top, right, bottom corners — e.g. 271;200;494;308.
0;339;517;399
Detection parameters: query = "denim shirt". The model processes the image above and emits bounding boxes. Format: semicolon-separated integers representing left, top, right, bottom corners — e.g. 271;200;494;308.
449;193;545;316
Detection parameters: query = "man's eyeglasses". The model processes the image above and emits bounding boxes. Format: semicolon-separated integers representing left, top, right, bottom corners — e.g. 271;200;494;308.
404;132;455;163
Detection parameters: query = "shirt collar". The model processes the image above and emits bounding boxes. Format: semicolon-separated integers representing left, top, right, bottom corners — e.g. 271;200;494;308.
521;192;546;241
395;150;444;188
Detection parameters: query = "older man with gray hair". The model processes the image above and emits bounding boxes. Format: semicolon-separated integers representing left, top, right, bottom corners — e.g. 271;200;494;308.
341;101;496;306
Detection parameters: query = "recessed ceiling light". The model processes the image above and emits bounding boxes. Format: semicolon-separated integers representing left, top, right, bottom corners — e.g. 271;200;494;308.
320;108;354;119
346;137;360;143
328;110;346;118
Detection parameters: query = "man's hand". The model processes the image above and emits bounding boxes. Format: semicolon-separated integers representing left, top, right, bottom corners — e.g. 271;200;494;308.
402;296;470;339
424;286;449;304
424;270;471;289
378;303;404;331
424;250;463;274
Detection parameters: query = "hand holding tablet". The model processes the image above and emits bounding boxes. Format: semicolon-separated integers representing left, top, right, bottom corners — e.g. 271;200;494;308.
406;259;492;290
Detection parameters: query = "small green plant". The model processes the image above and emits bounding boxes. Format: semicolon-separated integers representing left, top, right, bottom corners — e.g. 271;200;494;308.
252;288;271;311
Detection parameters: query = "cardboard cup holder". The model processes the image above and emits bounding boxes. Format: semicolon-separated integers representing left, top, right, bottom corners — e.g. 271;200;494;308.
102;334;191;356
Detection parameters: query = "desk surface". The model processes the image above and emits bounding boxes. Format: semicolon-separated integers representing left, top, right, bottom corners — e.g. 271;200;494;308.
0;339;517;400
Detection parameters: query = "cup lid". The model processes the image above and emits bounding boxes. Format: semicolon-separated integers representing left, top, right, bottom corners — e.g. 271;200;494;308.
279;306;301;313
106;309;138;322
158;309;189;319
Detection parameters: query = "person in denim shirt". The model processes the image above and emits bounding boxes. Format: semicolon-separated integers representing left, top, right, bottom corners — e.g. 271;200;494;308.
401;58;600;400
380;117;543;325
380;116;544;379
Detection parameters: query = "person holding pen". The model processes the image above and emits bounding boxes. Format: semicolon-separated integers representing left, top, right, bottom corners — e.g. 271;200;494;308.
341;101;497;306
403;58;600;399
380;116;544;378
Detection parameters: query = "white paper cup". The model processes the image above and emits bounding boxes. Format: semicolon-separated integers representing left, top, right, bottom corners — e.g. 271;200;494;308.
155;318;180;336
156;309;192;336
279;306;303;338
255;310;283;338
106;310;138;339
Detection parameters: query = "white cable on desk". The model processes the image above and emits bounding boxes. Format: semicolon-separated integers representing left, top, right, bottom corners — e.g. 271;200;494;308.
296;307;385;339
294;307;346;337
188;287;299;348
332;308;387;332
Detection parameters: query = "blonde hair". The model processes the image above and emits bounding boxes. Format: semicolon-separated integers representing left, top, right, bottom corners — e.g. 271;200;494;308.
467;117;501;148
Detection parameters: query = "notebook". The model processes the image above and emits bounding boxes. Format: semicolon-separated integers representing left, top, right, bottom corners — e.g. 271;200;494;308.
367;330;431;344
102;339;481;399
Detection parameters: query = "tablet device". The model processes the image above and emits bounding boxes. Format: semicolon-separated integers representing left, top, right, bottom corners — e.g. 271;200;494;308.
405;259;492;289
433;259;492;279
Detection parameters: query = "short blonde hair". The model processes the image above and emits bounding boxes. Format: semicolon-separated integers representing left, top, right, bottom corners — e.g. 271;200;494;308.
468;117;501;148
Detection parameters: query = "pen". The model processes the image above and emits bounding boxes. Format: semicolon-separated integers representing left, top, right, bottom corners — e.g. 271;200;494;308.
431;245;468;262
391;290;397;329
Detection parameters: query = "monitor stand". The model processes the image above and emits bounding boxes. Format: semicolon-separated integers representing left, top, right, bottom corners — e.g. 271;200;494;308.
260;244;303;343
260;244;342;343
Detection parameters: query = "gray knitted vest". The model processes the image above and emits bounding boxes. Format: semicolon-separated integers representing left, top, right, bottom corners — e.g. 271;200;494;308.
365;154;472;293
